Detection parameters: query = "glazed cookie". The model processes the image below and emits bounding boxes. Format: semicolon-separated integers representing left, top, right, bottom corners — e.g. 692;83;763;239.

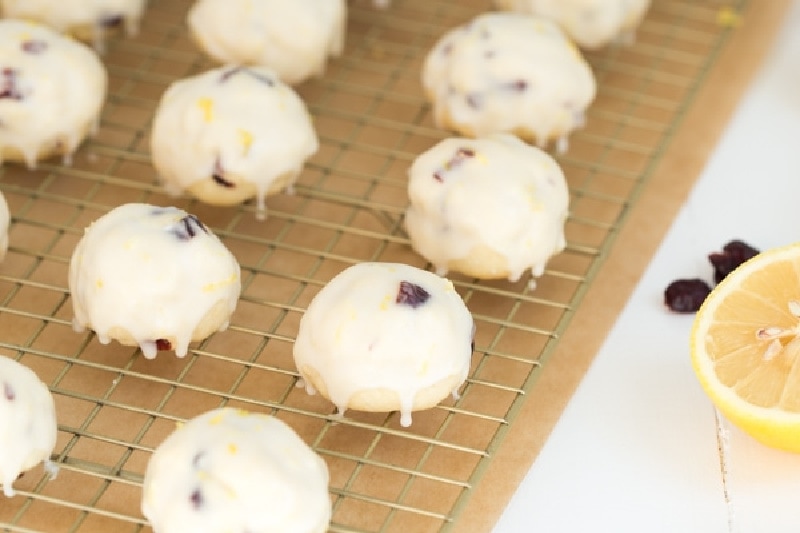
293;262;474;427
0;355;58;498
422;12;596;152
150;65;318;220
0;19;107;168
69;203;241;359
187;0;345;85
0;0;147;50
0;190;8;261
495;0;651;49
405;135;569;285
142;407;331;533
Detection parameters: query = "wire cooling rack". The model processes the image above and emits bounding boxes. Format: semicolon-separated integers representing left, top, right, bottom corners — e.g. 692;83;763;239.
0;0;745;531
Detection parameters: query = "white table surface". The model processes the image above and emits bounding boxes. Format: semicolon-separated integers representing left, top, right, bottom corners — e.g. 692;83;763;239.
494;2;800;532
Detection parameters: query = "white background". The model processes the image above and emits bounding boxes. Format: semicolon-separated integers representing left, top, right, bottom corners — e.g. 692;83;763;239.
495;1;800;531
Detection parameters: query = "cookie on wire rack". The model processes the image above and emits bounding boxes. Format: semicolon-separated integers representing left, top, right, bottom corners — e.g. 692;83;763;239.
187;0;345;85
68;203;241;359
0;355;58;498
404;134;570;288
0;19;107;168
422;12;596;153
0;0;147;51
150;65;318;220
293;262;475;427
141;407;331;533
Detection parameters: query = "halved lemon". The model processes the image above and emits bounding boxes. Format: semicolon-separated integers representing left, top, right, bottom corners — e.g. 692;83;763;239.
691;242;800;452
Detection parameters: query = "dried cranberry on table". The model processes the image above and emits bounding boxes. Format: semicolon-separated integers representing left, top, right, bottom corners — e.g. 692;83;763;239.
708;239;760;283
664;278;712;313
663;239;759;314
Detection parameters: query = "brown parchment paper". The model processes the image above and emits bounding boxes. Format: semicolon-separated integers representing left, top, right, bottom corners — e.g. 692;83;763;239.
0;1;791;532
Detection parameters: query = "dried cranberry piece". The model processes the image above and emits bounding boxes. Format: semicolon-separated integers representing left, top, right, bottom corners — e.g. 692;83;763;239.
465;93;482;109
212;174;235;188
507;79;528;92
445;147;474;169
220;66;274;87
99;14;124;28
3;382;15;401
708;240;760;284
433;147;476;182
219;66;243;83
189;488;203;509
0;68;23;100
664;278;711;313
244;68;274;87
155;339;172;351
396;281;430;308
449;148;474;168
169;214;208;241
192;451;205;468
21;40;48;54
211;158;235;188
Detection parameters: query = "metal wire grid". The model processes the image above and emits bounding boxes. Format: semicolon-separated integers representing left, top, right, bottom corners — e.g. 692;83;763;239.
0;0;742;531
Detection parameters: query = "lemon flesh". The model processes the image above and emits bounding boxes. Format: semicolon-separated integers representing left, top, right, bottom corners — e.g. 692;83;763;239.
691;243;800;453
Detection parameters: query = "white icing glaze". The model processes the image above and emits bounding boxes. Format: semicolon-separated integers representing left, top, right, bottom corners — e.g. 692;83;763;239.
142;407;331;533
150;65;318;220
293;262;474;427
0;190;8;261
422;12;596;149
0;0;147;46
187;0;345;85
0;19;107;168
495;0;651;49
405;134;569;283
68;203;241;359
0;355;58;498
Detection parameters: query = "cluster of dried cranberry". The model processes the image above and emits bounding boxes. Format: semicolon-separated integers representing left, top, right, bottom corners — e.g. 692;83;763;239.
664;240;760;313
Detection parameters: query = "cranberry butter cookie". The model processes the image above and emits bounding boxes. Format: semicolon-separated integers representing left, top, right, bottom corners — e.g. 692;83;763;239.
0;355;58;498
69;204;241;359
293;262;475;427
150;65;318;219
187;0;345;85
142;408;331;533
0;19;106;168
405;134;569;286
422;12;595;152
